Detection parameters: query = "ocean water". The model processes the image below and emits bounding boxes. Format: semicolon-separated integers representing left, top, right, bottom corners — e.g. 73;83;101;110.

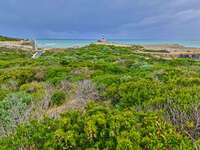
37;39;200;48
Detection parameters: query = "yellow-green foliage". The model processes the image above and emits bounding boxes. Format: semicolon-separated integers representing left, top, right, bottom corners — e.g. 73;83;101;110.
0;44;200;149
20;82;46;101
0;103;193;150
0;89;7;101
20;82;44;93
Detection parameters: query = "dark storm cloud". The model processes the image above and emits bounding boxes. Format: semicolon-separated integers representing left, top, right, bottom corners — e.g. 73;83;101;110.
0;0;200;39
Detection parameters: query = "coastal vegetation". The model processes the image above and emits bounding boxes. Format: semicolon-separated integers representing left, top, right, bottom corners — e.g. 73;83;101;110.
0;35;22;41
0;44;200;149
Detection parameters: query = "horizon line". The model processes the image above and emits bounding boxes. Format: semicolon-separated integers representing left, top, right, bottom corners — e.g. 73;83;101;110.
36;39;200;41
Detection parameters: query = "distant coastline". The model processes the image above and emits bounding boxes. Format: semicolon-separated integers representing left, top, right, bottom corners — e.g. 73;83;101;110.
1;39;200;52
0;35;23;41
36;39;200;49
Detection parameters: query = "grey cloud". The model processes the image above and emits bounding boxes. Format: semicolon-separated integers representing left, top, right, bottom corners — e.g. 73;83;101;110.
0;0;200;39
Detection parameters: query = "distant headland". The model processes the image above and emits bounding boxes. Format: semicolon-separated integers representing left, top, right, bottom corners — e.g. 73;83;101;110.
0;35;23;41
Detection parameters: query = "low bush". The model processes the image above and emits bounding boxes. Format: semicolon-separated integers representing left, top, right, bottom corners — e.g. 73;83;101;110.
1;44;200;148
20;82;44;93
0;92;32;137
51;90;66;106
0;103;193;150
0;89;7;101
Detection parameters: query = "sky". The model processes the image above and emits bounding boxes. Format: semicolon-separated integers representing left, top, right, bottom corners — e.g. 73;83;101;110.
0;0;200;40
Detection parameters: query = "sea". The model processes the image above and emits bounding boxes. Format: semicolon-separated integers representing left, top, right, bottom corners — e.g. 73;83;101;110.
36;40;200;48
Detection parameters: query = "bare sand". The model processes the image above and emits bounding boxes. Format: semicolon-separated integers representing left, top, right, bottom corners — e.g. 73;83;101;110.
93;41;133;47
0;41;33;51
141;44;200;52
0;41;84;51
93;41;200;59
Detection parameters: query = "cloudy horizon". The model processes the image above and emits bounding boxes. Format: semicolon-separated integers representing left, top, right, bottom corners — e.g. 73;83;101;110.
0;0;200;40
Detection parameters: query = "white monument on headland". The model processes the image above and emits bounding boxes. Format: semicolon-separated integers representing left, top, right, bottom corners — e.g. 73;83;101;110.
30;37;45;59
30;37;37;51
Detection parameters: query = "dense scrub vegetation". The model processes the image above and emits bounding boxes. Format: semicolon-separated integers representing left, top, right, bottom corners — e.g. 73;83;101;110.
0;44;200;149
0;35;22;41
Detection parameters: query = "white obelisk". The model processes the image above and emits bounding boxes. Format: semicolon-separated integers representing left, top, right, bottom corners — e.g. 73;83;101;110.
31;37;37;51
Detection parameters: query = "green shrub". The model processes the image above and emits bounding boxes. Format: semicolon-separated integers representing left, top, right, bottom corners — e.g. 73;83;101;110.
105;78;165;107
59;59;70;65
0;92;32;136
51;90;66;106
0;67;41;87
20;82;44;93
1;43;200;147
3;91;32;105
0;89;7;101
46;66;71;85
0;102;193;150
93;60;128;74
